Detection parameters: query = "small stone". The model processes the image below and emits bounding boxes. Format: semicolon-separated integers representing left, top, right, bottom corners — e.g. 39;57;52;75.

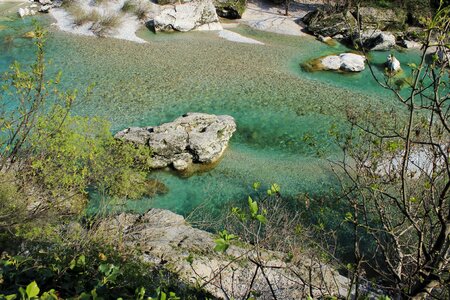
39;5;52;13
173;159;189;171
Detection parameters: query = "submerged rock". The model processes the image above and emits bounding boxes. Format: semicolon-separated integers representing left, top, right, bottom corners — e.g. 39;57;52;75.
95;208;350;299
153;0;223;32
386;54;401;72
115;113;236;171
320;53;366;72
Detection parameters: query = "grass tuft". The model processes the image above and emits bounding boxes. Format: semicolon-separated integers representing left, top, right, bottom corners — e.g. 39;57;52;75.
121;0;150;20
90;14;123;37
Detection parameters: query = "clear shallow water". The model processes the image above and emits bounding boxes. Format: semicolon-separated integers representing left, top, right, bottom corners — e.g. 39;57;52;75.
0;10;421;216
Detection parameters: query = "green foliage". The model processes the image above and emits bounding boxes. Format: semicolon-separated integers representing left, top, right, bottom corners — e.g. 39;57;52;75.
0;25;55;171
214;230;237;253
0;173;26;229
29;105;153;199
0;237;198;299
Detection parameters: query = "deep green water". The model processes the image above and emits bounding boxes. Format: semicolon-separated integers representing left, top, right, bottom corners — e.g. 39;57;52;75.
0;6;421;216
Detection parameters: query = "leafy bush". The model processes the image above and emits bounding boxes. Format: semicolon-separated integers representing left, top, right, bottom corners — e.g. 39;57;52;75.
0;237;189;299
29;105;153;199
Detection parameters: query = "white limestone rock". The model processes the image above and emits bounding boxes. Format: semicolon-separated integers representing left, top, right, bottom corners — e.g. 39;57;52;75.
18;7;36;18
95;208;350;299
115;113;236;170
321;55;341;70
340;53;366;72
321;53;366;72
153;0;223;32
39;5;52;13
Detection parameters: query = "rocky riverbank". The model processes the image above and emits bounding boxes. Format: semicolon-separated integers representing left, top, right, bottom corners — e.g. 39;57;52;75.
15;0;431;51
95;208;349;299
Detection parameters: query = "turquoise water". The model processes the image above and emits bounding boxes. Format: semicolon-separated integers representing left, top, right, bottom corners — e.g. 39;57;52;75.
0;8;421;216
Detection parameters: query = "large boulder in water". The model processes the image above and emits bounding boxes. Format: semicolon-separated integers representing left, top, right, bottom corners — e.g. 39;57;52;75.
320;53;366;72
115;113;236;171
214;0;246;19
153;0;223;32
302;9;357;38
353;30;396;51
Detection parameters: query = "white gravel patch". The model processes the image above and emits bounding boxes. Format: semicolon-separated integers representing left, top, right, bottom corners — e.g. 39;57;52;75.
218;29;264;45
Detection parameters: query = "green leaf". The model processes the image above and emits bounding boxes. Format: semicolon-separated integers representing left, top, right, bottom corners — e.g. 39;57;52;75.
159;291;167;300
214;238;229;252
135;287;146;300
270;183;280;193
18;287;26;299
40;289;58;300
248;196;258;217
26;281;40;298
252;182;261;191
186;254;194;265
4;295;17;300
344;212;353;222
69;258;76;270
99;263;111;275
77;255;86;267
78;292;91;300
256;214;267;224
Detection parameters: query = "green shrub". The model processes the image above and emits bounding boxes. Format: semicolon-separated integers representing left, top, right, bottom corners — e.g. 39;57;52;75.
30;105;153;199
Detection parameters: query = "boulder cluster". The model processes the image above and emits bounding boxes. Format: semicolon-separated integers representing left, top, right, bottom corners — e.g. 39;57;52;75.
302;6;421;51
